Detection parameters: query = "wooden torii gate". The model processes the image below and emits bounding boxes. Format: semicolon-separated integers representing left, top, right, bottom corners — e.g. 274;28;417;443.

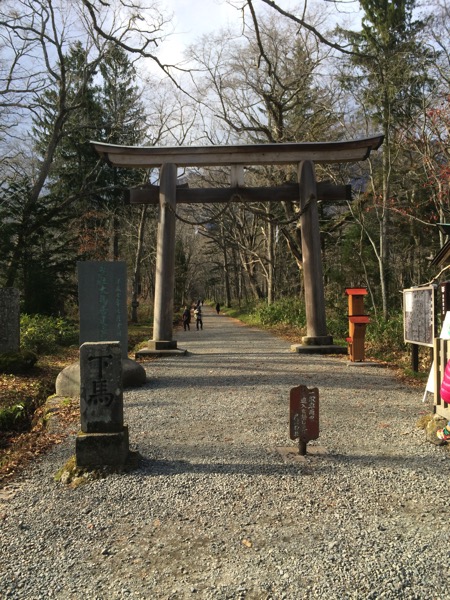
92;136;383;355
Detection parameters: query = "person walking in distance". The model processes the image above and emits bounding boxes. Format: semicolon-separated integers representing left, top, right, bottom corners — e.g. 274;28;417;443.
194;305;203;330
215;302;220;315
182;306;191;331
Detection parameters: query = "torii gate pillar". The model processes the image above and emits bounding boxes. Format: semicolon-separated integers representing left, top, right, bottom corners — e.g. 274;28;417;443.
298;161;333;346
145;163;183;353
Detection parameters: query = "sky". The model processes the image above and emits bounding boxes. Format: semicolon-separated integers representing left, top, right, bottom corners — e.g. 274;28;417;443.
155;0;299;67
156;0;246;66
153;0;362;70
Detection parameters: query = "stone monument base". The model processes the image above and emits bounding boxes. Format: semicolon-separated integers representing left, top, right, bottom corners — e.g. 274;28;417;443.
55;358;146;398
76;426;129;468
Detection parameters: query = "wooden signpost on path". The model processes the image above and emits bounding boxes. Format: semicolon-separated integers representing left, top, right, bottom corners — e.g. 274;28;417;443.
91;137;383;356
290;385;319;455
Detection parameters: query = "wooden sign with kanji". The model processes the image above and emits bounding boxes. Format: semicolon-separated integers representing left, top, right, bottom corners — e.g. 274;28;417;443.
289;385;319;454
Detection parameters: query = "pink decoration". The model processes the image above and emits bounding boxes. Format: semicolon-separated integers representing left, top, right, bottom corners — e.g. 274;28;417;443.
441;361;450;403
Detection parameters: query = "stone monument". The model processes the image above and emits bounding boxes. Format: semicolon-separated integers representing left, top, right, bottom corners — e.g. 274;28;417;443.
0;288;20;353
76;341;129;468
77;261;128;357
55;262;146;397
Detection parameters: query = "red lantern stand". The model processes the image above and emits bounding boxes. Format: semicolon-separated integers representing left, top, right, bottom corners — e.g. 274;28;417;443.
345;288;370;362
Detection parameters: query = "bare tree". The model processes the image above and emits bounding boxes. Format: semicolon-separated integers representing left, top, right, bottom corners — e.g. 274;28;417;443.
243;0;361;58
120;79;201;321
186;9;341;301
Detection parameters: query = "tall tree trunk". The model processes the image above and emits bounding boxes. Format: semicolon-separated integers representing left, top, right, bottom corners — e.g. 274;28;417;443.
113;213;120;260
221;224;232;308
380;117;390;320
232;247;241;307
266;205;275;305
131;205;148;323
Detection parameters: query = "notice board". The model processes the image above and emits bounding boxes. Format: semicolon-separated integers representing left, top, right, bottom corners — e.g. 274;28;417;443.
403;286;436;347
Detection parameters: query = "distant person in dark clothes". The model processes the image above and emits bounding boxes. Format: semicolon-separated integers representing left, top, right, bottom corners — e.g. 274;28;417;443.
216;303;220;314
194;306;203;330
182;306;191;331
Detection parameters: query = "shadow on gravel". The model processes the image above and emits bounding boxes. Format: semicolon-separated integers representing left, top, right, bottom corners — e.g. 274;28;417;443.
129;372;399;391
132;454;442;477
321;451;446;474
179;350;292;355
134;450;445;477
136;457;319;477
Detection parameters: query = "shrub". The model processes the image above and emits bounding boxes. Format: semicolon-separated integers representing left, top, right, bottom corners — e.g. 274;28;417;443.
253;298;306;327
228;299;407;361
0;350;37;374
365;312;406;358
0;403;28;431
326;312;349;341
20;314;78;354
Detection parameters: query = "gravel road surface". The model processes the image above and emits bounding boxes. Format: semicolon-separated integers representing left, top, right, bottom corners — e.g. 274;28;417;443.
0;306;447;600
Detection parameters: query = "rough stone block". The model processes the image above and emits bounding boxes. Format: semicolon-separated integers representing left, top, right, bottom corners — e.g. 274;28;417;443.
55;358;146;398
75;427;129;468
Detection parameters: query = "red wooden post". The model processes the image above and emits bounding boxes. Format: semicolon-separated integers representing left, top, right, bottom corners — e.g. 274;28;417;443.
345;288;370;361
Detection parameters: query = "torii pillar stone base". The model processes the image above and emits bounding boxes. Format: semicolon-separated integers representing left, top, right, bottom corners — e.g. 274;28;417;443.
136;340;186;358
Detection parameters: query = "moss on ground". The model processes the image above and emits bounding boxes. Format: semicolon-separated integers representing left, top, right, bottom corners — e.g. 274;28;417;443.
54;451;142;488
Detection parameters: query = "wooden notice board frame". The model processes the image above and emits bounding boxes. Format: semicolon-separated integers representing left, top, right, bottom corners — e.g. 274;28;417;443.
403;286;437;347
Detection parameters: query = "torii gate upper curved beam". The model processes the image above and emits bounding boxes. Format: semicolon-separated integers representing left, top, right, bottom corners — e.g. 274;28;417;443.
91;135;383;168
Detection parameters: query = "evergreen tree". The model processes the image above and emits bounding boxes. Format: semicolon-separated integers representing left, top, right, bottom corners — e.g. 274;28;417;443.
33;42;147;263
96;43;148;260
0;41;148;313
337;0;434;317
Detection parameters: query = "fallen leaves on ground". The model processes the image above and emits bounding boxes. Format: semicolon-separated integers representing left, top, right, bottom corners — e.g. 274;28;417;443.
0;348;79;487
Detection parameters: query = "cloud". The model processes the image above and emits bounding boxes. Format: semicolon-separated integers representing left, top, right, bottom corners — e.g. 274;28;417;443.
154;0;241;67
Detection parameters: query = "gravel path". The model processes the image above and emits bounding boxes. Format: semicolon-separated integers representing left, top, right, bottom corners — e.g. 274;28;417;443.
0;307;447;600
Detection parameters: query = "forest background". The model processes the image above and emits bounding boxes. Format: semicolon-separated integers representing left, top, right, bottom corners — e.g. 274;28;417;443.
1;0;450;447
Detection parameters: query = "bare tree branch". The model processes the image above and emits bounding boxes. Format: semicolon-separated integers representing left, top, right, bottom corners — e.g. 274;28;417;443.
246;0;362;58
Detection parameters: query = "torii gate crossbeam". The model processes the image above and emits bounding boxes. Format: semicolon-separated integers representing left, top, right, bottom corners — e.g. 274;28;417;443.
93;137;382;168
92;136;383;354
